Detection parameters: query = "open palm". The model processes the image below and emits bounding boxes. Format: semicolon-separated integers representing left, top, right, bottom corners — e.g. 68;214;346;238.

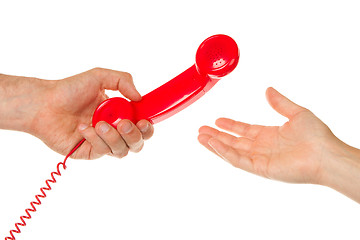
198;87;339;184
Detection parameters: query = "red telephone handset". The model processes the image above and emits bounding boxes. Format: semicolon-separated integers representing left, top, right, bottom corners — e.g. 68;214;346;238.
92;34;239;128
6;35;239;240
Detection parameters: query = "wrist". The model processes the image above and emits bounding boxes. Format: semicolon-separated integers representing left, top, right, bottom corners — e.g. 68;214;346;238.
0;74;55;134
319;139;360;202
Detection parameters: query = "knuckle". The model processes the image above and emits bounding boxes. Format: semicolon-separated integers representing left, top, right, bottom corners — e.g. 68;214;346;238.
232;137;240;147
120;72;134;84
117;149;129;159
112;145;129;158
106;137;119;147
131;141;144;153
130;137;143;150
96;146;111;156
101;133;119;146
128;132;144;145
122;71;133;80
90;67;103;74
137;120;154;139
145;125;155;139
242;124;252;137
143;132;153;140
89;67;108;78
82;128;97;141
132;131;143;141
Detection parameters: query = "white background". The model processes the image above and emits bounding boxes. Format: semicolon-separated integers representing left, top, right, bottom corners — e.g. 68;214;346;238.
1;0;359;239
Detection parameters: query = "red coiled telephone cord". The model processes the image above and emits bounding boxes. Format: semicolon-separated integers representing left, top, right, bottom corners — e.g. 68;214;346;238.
5;138;86;240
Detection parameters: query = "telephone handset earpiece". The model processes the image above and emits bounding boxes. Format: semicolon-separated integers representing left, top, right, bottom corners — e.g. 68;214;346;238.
92;34;239;128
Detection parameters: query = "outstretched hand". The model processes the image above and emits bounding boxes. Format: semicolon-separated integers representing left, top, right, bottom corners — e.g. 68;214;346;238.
198;87;341;184
30;68;154;160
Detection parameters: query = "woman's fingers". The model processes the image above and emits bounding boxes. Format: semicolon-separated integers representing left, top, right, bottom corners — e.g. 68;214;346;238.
198;133;222;157
199;126;237;145
198;125;255;173
199;125;253;153
215;118;264;140
207;138;254;173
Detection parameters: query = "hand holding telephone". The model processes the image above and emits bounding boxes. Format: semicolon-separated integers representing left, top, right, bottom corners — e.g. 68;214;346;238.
6;34;239;240
92;34;239;127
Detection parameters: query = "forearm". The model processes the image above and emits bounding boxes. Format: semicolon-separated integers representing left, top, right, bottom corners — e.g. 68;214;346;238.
0;74;53;133
320;141;360;203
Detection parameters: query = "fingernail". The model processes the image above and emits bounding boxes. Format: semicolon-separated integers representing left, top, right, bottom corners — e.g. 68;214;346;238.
121;121;132;134
79;124;88;131
100;123;110;134
139;122;149;133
